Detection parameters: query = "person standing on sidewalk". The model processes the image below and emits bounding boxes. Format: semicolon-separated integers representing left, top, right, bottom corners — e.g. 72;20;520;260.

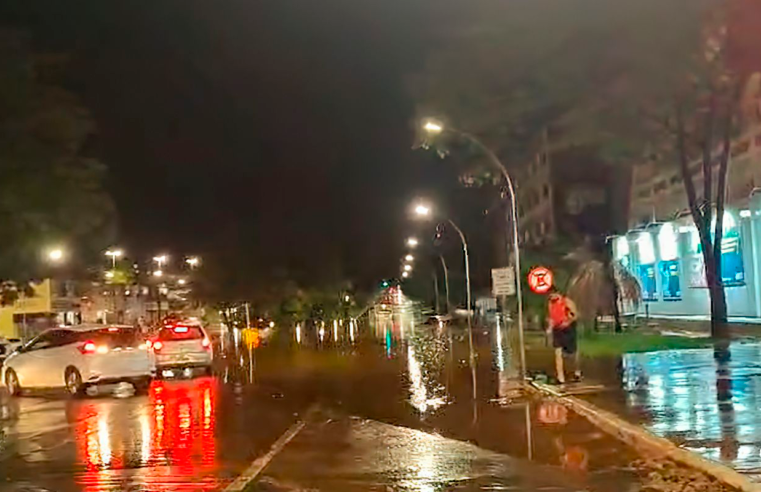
547;288;581;384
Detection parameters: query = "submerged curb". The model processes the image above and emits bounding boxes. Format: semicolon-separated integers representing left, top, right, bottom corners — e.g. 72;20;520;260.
529;382;761;492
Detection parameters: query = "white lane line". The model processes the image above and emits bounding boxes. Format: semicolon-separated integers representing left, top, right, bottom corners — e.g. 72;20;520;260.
223;407;316;491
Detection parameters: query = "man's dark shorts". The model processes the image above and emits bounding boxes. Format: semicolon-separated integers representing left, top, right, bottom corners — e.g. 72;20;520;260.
552;322;577;355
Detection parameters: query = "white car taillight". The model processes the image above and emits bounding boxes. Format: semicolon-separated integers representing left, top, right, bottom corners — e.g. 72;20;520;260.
79;341;96;354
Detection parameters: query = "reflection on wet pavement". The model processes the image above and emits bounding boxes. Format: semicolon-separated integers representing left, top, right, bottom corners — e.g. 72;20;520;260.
259;417;584;492
1;304;646;491
619;341;761;479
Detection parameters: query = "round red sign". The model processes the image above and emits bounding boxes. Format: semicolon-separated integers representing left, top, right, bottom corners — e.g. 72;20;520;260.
528;266;553;294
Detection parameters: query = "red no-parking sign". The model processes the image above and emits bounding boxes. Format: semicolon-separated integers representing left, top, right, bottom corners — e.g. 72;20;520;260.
528;266;554;294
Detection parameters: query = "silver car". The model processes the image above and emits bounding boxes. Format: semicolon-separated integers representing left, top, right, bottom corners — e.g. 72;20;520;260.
150;323;213;378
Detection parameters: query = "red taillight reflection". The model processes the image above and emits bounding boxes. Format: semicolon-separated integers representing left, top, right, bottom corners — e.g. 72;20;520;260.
80;341;96;354
74;378;219;491
152;340;164;351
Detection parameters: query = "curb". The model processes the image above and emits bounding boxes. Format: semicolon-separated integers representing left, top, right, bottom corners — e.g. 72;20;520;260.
529;382;761;492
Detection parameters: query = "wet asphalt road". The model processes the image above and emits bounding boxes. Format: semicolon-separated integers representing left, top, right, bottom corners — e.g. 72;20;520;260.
0;318;643;491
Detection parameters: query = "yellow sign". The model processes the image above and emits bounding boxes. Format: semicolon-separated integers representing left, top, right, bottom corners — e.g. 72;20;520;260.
241;328;260;348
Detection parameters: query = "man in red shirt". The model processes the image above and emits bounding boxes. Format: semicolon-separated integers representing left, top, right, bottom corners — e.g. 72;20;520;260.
547;289;581;384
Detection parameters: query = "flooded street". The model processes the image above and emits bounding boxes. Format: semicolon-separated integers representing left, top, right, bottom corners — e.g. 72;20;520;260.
0;313;645;491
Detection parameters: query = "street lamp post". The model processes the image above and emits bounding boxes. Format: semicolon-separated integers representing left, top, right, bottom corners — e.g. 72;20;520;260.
413;202;476;401
439;254;451;314
423;120;526;380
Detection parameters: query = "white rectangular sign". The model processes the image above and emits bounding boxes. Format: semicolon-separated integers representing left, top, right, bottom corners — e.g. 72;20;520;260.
492;267;516;296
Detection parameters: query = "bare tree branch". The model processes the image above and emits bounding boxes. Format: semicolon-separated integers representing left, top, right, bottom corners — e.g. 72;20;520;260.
702;91;717;227
676;100;703;231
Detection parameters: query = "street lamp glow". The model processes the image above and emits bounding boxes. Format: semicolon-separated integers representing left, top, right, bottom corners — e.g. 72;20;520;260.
47;248;64;262
153;255;168;264
105;249;123;259
404;264;412;272
405;254;414;262
407;237;419;248
186;256;200;267
402;271;409;278
414;204;431;217
423;120;444;135
344;295;350;302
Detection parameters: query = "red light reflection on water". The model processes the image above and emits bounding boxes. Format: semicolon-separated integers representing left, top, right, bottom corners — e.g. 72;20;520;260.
75;377;218;491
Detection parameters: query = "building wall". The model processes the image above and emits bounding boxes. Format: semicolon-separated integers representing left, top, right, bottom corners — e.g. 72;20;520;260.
0;280;53;338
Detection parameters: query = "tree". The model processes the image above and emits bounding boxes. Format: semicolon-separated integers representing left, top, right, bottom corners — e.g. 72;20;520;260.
0;30;115;303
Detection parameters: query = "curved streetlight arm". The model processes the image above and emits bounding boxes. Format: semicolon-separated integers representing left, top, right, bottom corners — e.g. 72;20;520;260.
442;126;526;380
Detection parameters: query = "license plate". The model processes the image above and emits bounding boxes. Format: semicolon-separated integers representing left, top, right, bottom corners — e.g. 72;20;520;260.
162;369;174;378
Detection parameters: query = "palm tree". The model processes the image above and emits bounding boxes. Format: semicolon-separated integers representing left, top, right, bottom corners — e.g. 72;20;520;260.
566;245;642;332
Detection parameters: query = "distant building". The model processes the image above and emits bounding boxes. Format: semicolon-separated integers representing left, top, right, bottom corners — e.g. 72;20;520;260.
0;280;81;340
516;145;627;246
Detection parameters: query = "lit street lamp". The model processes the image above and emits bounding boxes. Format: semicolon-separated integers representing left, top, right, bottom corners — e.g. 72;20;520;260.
403;264;412;272
402;271;409;278
422;118;526;380
105;249;123;269
47;248;65;263
406;237;419;248
405;254;414;262
186;256;200;268
153;255;168;269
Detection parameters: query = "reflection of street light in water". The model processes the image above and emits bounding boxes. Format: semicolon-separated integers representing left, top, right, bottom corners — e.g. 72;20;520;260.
295;324;302;344
407;345;446;414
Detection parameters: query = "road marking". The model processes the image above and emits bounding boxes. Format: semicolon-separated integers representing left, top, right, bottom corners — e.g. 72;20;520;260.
223;406;316;492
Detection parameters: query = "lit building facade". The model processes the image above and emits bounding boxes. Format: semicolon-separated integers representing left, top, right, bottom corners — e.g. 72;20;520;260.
615;126;761;320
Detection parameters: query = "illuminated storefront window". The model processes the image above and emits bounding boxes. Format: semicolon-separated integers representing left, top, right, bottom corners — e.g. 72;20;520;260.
637;232;657;301
615;236;631;269
658;223;681;300
660;261;681;300
688;212;746;287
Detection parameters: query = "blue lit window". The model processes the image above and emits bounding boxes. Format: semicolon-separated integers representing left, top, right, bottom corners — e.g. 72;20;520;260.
690;213;746;287
721;230;745;286
639;264;657;301
659;260;681;300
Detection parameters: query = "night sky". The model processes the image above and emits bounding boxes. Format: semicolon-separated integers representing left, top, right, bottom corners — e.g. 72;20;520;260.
2;2;483;295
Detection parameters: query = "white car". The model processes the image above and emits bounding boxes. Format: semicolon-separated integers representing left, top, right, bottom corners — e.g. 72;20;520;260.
151;322;213;377
2;325;155;396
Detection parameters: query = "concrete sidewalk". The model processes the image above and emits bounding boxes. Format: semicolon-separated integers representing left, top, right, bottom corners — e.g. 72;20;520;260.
566;340;761;483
